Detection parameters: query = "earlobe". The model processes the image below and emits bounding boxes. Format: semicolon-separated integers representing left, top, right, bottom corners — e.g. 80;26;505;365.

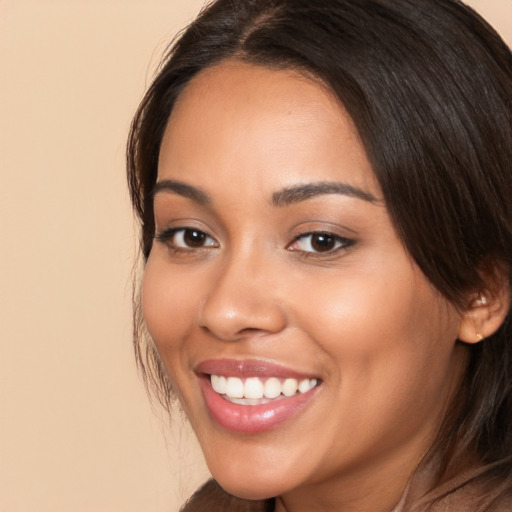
458;285;510;344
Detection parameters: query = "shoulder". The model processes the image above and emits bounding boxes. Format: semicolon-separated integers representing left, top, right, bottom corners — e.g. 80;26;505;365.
180;479;274;512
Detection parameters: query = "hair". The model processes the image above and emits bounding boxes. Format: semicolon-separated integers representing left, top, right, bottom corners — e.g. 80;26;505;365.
127;0;512;506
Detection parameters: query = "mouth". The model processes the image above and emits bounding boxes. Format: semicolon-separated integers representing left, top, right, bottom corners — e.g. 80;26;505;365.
195;359;322;434
210;375;318;405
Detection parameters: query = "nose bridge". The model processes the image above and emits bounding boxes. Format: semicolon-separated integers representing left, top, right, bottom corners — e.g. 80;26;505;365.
198;245;286;340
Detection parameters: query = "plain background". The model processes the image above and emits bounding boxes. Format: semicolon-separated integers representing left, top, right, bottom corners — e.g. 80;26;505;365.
1;1;510;511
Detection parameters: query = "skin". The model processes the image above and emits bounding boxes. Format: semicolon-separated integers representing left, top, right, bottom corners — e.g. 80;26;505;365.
142;61;470;512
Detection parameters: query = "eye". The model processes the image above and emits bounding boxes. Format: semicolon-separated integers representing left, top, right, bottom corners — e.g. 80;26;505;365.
288;232;353;254
155;227;218;249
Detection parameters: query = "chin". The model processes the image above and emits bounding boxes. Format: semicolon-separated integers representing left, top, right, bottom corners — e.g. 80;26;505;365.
215;478;282;501
206;459;294;501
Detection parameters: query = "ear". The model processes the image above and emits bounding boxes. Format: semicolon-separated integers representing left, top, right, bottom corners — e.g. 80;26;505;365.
458;276;510;344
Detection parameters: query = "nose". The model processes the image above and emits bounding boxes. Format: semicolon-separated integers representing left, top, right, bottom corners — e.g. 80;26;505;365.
197;252;287;341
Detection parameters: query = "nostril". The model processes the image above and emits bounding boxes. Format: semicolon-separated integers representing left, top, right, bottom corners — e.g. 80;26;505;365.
197;292;287;341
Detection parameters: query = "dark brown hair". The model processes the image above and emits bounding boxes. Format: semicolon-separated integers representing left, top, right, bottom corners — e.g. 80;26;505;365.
127;0;512;505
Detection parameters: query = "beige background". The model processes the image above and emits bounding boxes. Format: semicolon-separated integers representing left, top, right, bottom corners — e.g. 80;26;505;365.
1;1;510;511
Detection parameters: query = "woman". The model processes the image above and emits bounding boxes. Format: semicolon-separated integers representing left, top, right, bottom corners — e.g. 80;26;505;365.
127;0;512;510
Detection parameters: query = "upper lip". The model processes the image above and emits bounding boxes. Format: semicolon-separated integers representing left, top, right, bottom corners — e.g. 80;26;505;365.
195;358;319;380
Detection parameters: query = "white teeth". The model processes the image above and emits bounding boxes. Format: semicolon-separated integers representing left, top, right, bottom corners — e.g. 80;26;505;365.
264;377;282;399
211;375;227;394
244;377;264;399
228;397;267;405
299;378;316;393
282;378;299;397
225;377;244;398
210;375;318;401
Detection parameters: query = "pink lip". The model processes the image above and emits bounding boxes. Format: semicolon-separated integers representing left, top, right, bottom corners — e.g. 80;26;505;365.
195;358;317;380
195;359;320;435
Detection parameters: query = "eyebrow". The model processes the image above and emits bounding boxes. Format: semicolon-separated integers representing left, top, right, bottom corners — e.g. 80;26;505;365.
152;179;379;207
272;181;379;206
152;179;211;205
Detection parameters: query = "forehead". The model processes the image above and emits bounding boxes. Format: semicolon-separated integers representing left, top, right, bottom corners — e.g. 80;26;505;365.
173;60;338;120
158;60;380;200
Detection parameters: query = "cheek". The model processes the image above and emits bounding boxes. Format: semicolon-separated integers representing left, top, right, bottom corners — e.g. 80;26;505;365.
290;267;409;349
288;269;461;455
141;256;197;361
290;261;459;395
301;257;449;342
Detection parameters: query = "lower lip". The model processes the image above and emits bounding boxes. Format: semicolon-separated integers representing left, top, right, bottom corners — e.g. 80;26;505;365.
199;376;319;434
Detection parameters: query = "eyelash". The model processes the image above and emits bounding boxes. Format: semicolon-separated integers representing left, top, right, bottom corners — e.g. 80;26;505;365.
288;232;355;255
154;227;219;253
154;228;354;256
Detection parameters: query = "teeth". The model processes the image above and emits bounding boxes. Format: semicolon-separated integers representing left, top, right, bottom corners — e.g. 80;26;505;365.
299;378;315;393
210;375;318;401
226;377;244;398
244;377;264;399
211;375;227;394
282;378;299;397
264;377;282;399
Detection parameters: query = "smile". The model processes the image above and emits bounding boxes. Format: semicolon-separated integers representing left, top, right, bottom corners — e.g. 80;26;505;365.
210;375;318;404
196;360;321;434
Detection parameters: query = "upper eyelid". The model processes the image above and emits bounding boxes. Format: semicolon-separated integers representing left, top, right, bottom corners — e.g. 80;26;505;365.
155;226;216;239
288;218;358;236
287;231;355;253
289;230;354;244
154;221;216;237
291;230;350;240
155;227;219;251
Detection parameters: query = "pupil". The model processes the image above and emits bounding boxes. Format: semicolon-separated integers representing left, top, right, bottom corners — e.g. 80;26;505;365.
312;234;335;252
184;230;206;247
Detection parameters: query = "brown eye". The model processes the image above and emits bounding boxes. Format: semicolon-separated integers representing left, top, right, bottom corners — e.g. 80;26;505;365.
155;228;218;249
183;229;207;247
288;232;353;254
310;233;336;252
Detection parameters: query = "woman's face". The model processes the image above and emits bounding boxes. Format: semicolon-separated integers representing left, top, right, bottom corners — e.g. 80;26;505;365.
143;61;467;504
